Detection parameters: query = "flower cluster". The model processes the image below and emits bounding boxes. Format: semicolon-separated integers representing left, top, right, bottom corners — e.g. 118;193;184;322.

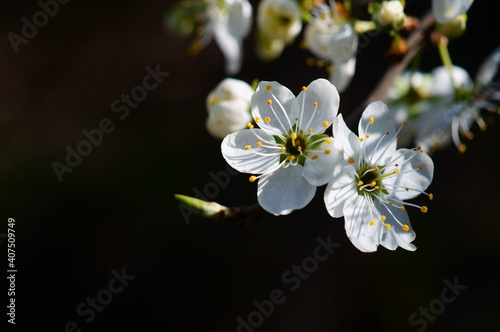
222;79;434;252
173;0;500;254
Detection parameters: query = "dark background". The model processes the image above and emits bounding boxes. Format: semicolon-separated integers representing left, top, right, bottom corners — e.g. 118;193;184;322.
1;0;499;331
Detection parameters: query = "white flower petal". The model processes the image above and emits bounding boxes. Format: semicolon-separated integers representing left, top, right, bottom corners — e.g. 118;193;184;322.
329;57;356;93
221;129;280;174
432;0;474;23
375;201;416;251
358;101;397;165
303;138;343;186
252;81;299;135
295;78;339;134
475;47;500;88
206;99;253;139
213;23;243;75
333;114;360;164
227;0;253;39
324;165;357;218
257;165;316;215
343;196;384;253
383;148;434;201
327;23;358;64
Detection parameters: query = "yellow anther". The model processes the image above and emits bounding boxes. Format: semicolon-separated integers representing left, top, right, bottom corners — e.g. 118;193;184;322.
458;144;467;153
369;117;375;124
395;168;401;174
380;215;387;222
210;97;218;105
326;65;333;73
308;128;313;133
397;136;402;141
280;146;286;151
295;118;299;121
316;59;325;68
405;187;409;191
402;121;407;127
365;134;370;138
266;85;272;90
324;149;331;154
369;181;376;187
311;155;319;160
244;145;252;150
290;133;297;140
348;157;355;164
419;148;425;153
388;201;393;205
418;166;423;170
287;155;295;161
267;99;272;105
249;176;257;183
375;186;380;190
358;181;364;186
264;117;271;123
256;141;263;146
385;224;392;230
385;131;390;135
247;123;254;129
369;220;376;226
302;86;307;91
255;117;261;123
325;139;332;144
399;205;405;210
402;225;410;232
313;102;318;107
297;146;302;152
358;137;364;142
322;121;329;127
420;206;428;213
429;193;434;200
374;167;380;171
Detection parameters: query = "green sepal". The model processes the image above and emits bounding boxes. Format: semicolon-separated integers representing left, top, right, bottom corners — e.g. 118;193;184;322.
307;134;328;150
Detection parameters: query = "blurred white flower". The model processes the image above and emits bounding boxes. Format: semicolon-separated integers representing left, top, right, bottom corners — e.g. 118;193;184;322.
256;0;302;61
221;79;342;215
304;4;358;92
324;102;434;252
206;78;254;139
432;0;474;23
415;47;500;153
173;0;253;75
372;0;406;29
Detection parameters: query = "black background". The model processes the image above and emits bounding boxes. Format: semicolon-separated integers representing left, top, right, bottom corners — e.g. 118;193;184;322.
1;0;499;331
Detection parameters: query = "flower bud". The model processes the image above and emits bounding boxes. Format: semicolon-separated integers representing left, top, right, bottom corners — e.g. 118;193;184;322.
206;78;253;139
372;0;406;29
436;14;467;39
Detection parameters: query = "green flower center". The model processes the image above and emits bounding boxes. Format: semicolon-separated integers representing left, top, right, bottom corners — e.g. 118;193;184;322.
356;163;390;197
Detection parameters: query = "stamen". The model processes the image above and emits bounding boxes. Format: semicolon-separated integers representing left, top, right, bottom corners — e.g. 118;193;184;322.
264;117;271;123
244;145;252;150
420;206;428;213
247;123;254;129
311;155;319;160
266;85;272;90
369;117;375;124
348;157;355;164
267;99;272;105
302;86;307;91
322;121;329;127
402;225;410;232
385;224;392;230
324;149;331;154
255;117;261;123
249;176;257;183
313;102;318;107
369;220;376;226
380;215;386;222
256;141;263;146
